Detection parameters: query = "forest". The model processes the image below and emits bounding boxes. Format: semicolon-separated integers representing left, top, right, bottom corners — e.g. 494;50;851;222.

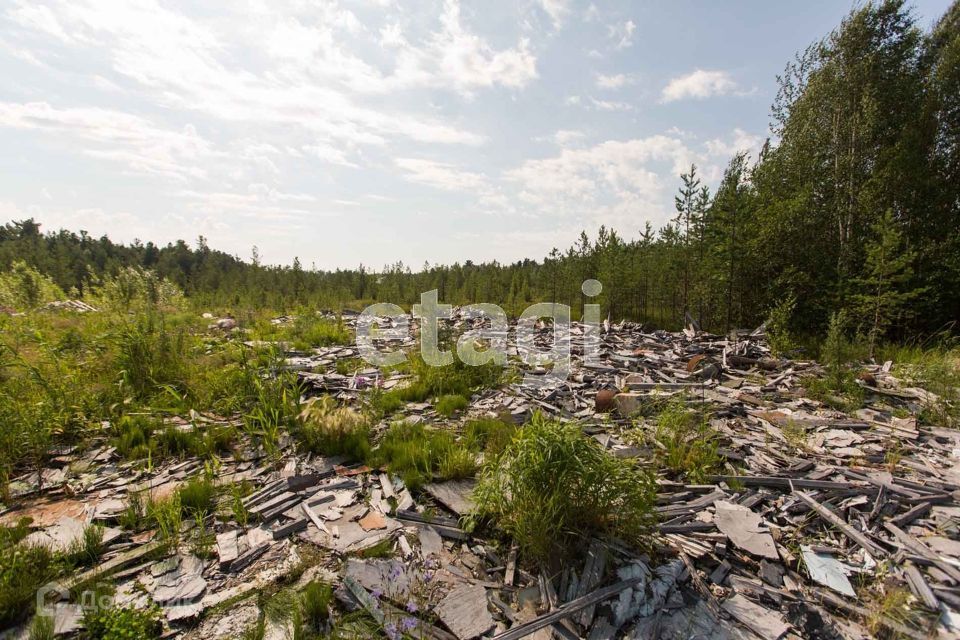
0;2;959;639
3;2;960;345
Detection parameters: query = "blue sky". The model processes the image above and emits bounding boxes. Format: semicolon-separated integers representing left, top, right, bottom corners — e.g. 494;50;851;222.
0;0;952;269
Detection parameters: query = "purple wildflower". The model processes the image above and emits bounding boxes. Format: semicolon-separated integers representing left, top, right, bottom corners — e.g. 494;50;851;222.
400;617;418;632
371;587;383;599
405;600;418;613
384;622;400;640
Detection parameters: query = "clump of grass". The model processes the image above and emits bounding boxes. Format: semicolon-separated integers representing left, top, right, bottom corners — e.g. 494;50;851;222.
244;371;301;457
178;475;217;515
83;604;163;640
645;397;721;483
290;315;351;350
471;412;657;562
370;354;502;418
878;342;960;427
115;316;187;402
463;418;515;457
301;580;333;633
62;524;105;569
370;421;457;490
0;540;57;628
297;396;371;462
435;394;468;418
437;447;478;480
29;613;55;640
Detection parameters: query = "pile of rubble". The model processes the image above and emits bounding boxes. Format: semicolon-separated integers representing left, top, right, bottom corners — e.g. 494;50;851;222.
4;311;959;639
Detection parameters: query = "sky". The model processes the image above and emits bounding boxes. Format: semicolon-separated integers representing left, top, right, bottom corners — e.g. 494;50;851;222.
0;0;953;270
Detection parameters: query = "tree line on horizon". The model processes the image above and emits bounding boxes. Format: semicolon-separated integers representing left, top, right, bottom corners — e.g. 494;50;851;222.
1;0;958;343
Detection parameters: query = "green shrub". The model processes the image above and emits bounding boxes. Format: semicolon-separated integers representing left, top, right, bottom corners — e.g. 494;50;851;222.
297;396;371;462
115;317;187;401
765;295;796;358
83;604;163;640
471;413;657;562
244;372;301;457
435;394;468;418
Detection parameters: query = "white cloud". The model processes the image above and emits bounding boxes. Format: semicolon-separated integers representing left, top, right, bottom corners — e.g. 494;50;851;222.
395;157;487;191
595;73;632;90
704;128;763;159
607;20;636;50
0;101;216;181
537;0;570;29
537;129;585;146
661;69;739;102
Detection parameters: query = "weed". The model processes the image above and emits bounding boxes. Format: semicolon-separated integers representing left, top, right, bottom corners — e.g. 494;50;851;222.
115;316;187;402
437;447;478;480
229;481;254;528
463;418;515;457
147;494;183;551
370;421;456;490
0;542;57;628
83;604;163;640
629;397;721;483
435;394;468;418
353;538;394;559
297;396;371;462
471;412;657;562
301;580;333;633
781;420;808;452
29;613;55;640
765;295;797;358
244;372;301;458
63;524;105;569
178;476;217;515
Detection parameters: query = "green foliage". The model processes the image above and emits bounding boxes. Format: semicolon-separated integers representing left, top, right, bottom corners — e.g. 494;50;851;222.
463;418;516;457
370;421;457;490
91;266;184;312
765;295;797;358
435;394;468;418
83;604;163;640
29;613;56;640
115;317;187;402
178;476;217;515
0;541;57;628
301;580;333;632
62;525;105;569
471;413;657;562
0;261;64;310
851;210;925;356
296;396;371;462
437;446;478;481
647;398;721;483
244;371;301;457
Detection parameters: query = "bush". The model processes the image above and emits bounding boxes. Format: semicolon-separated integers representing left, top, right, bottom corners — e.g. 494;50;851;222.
435;394;468;418
115;317;187;401
765;295;796;358
471;413;657;562
297;396;371;462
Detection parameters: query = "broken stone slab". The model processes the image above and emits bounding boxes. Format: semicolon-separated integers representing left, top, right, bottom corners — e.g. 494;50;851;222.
24;515;87;552
713;500;779;560
721;593;790;640
801;546;856;597
435;584;494;640
152;554;207;604
423;479;476;516
300;503;402;553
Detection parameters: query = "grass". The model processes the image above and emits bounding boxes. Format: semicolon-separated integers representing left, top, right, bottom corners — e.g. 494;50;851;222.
83;604;163;640
370;421;456;490
435;394;468;418
297;396;371;462
178;475;218;514
626;396;721;483
368;353;501;418
462;418;516;457
877;341;959;427
301;580;333;633
470;412;657;562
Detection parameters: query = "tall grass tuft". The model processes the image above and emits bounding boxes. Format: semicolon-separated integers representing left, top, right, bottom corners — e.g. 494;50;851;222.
471;412;657;562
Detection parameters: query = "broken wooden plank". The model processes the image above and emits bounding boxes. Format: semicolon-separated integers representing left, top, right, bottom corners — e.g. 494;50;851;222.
490;576;643;640
793;490;887;558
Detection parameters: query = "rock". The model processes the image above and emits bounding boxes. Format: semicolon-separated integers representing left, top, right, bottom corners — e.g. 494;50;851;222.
613;393;643;416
